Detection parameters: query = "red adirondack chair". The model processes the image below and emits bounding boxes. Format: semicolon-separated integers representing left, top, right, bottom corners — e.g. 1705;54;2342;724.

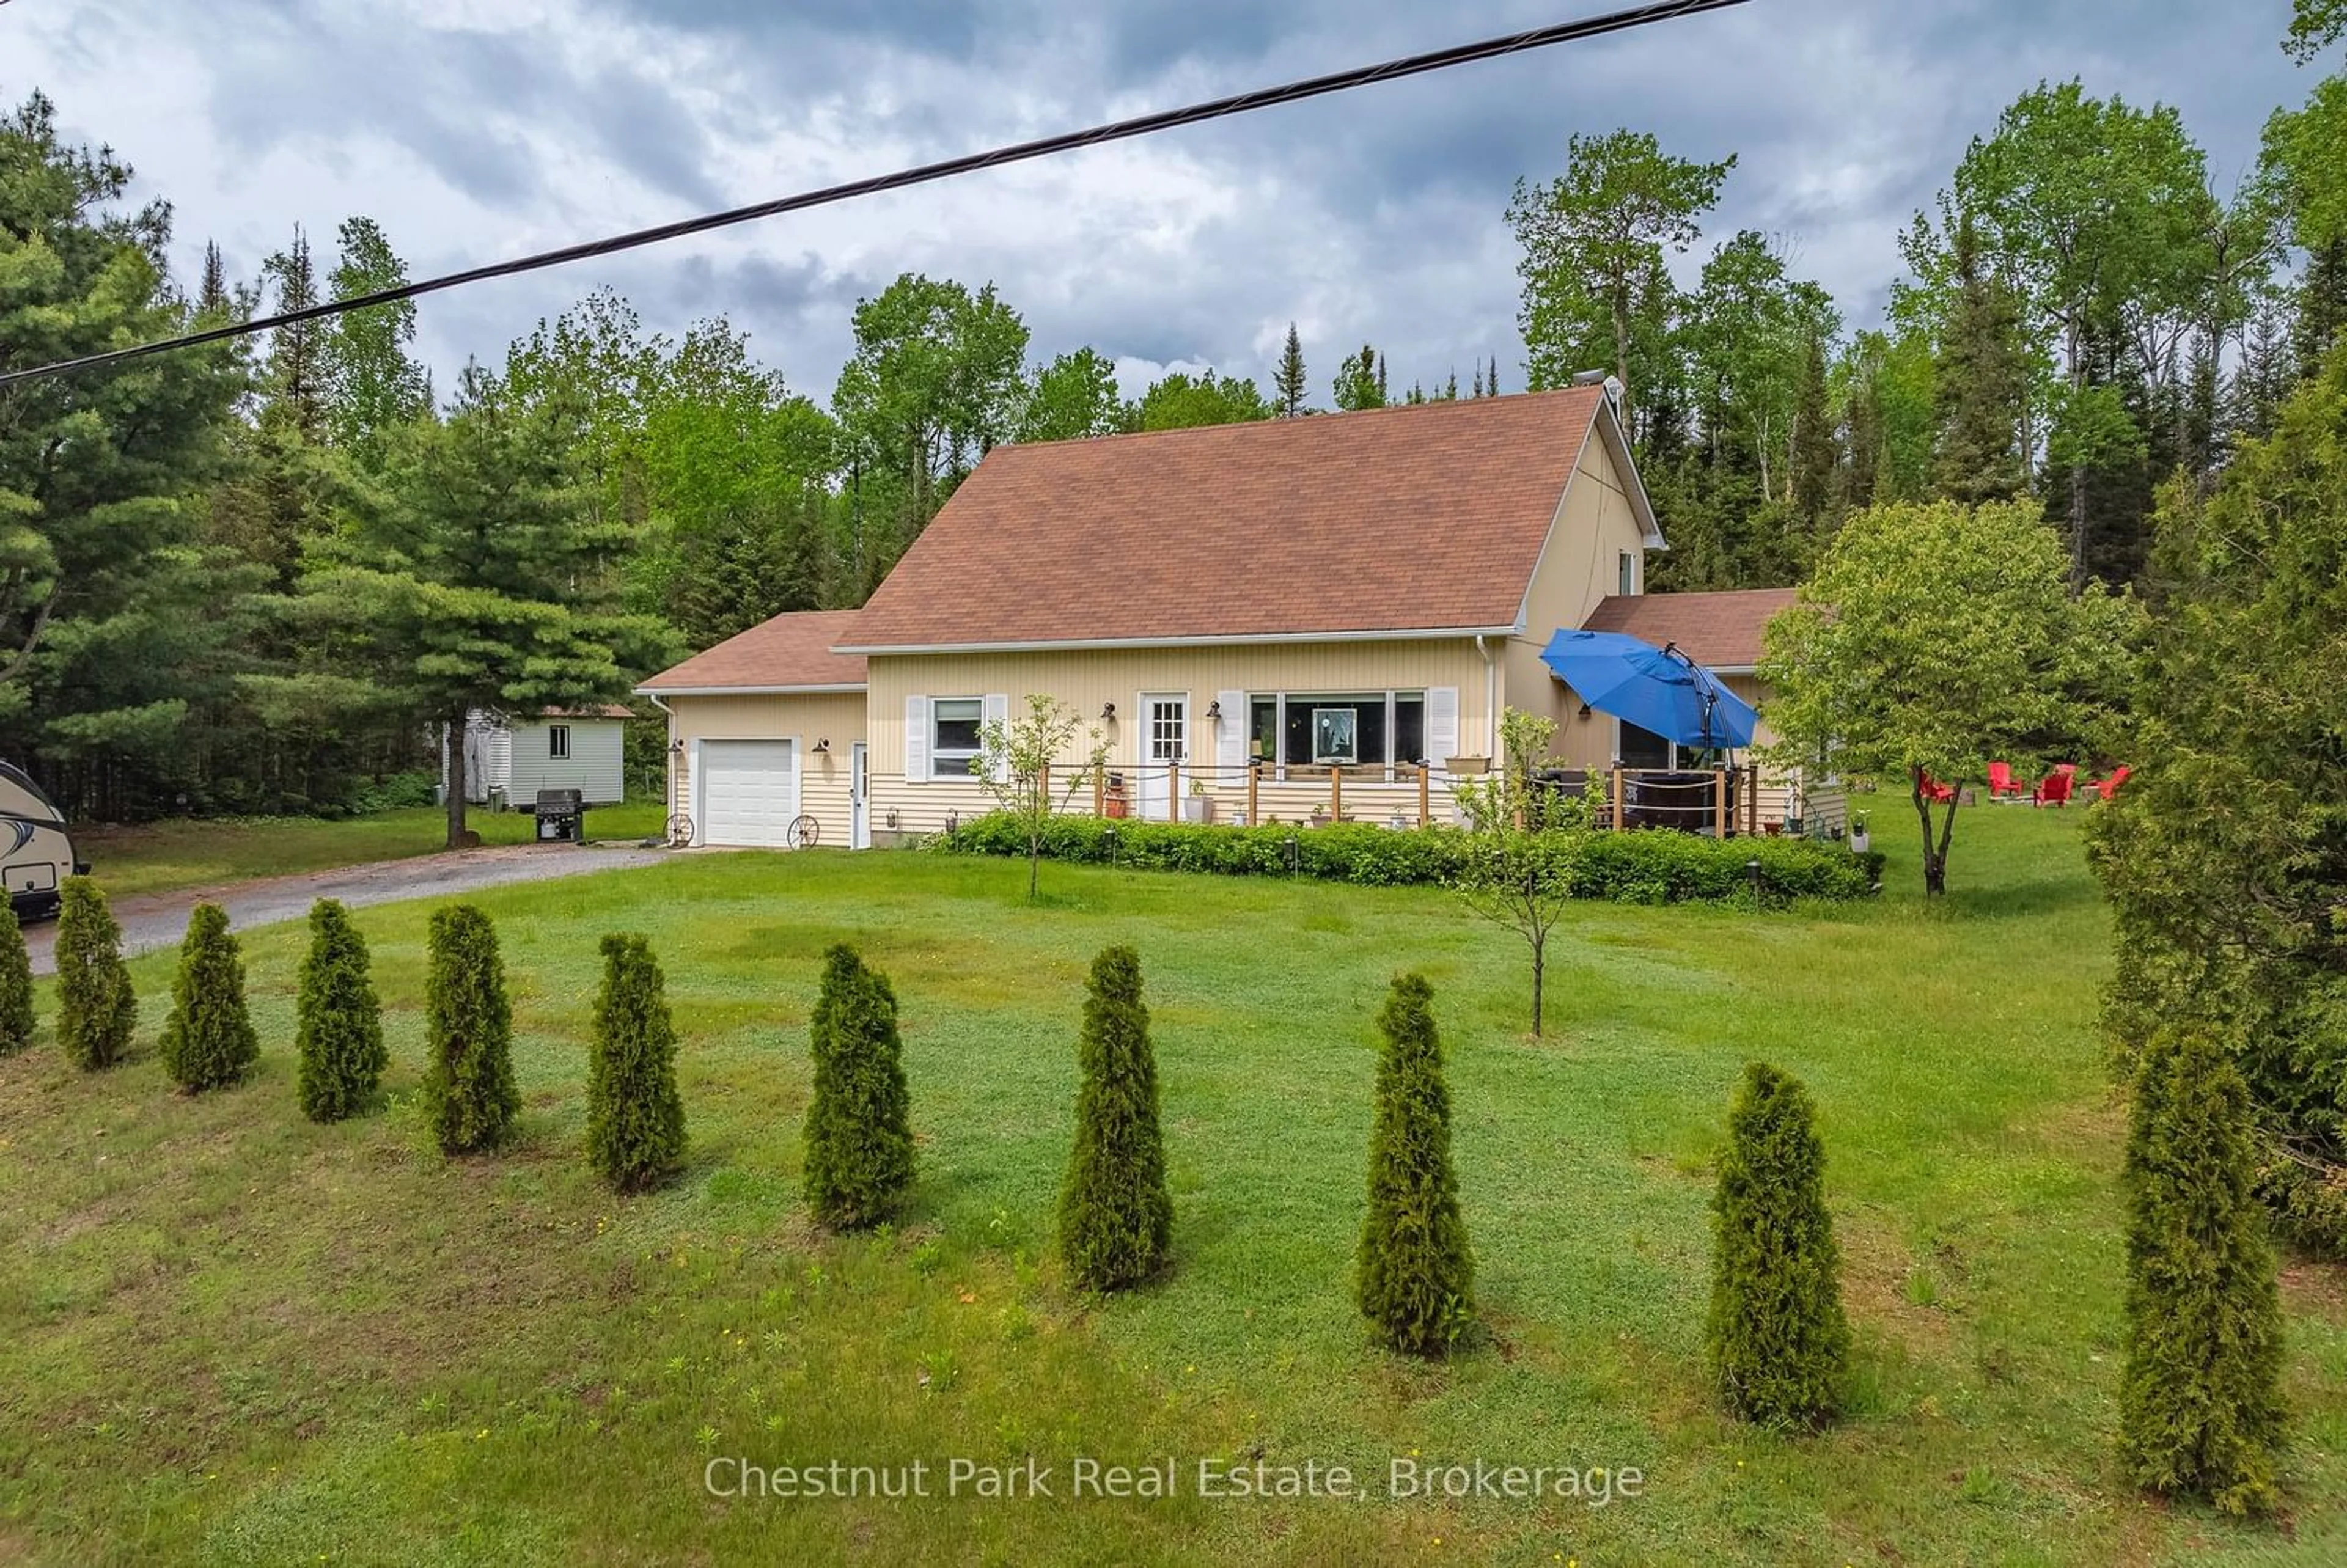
1918;771;1958;805
2093;764;2132;800
2034;770;2074;808
1988;761;2027;799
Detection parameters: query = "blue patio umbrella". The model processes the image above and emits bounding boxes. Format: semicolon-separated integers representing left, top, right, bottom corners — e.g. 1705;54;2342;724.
1538;629;1758;750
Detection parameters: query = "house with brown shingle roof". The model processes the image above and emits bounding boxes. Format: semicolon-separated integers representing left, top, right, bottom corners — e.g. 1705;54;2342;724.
637;387;1823;849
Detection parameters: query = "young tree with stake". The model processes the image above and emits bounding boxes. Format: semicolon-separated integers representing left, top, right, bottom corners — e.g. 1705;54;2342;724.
974;694;1111;901
1450;708;1583;1035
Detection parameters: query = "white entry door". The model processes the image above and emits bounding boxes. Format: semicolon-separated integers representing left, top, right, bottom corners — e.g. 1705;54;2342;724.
698;739;798;847
849;741;870;850
1136;693;1188;822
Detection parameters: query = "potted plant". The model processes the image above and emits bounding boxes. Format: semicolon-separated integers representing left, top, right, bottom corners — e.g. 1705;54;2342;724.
1181;777;1213;824
1309;802;1331;827
1848;811;1870;854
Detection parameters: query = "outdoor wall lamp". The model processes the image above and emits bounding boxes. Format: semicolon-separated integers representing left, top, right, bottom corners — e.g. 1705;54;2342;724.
1100;702;1117;720
1578;703;1593;719
814;738;830;753
1205;700;1222;719
669;738;685;754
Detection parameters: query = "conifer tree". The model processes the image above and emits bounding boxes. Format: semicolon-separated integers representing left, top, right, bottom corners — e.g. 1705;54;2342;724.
160;903;259;1093
296;898;386;1122
1933;211;2032;504
54;876;134;1071
1706;1061;1850;1429
1355;973;1474;1355
586;932;688;1192
0;900;34;1054
802;943;915;1229
2118;1026;2287;1515
1274;322;1309;417
422;904;520;1154
1058;946;1174;1291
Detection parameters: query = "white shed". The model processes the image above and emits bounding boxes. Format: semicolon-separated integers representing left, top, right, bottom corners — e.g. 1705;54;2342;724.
440;706;631;807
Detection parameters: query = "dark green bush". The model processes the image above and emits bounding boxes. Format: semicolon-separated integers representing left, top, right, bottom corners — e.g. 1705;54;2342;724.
54;876;134;1071
160;903;259;1092
422;904;520;1154
0;901;33;1054
2119;1026;2286;1515
587;932;688;1193
1059;945;1174;1291
1356;973;1474;1356
803;943;915;1229
936;811;1880;903
297;899;386;1122
1706;1061;1851;1430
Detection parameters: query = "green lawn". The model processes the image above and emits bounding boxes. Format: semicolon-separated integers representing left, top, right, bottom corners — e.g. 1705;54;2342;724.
74;800;667;899
2;808;2341;1565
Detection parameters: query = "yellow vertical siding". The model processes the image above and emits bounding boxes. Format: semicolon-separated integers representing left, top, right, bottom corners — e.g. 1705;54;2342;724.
658;691;868;848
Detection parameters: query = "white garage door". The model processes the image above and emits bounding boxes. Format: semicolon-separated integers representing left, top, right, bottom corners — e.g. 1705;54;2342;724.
699;739;798;848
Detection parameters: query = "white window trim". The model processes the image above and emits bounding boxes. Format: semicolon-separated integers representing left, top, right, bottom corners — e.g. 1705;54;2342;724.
930;696;985;779
1247;688;1431;777
547;723;572;761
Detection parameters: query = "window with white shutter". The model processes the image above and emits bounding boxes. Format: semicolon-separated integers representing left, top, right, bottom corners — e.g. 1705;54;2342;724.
1213;689;1246;785
983;693;1010;782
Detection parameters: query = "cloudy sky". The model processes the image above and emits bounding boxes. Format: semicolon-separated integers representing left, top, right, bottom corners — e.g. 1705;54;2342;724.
10;1;2319;404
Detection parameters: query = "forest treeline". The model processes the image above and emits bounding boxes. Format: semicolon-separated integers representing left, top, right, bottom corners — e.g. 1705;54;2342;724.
2;6;2343;819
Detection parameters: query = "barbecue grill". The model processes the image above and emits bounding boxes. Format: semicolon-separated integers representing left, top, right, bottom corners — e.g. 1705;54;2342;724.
534;787;584;843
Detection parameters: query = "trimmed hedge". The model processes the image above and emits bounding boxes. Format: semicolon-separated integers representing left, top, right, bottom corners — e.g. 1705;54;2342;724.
935;813;1882;904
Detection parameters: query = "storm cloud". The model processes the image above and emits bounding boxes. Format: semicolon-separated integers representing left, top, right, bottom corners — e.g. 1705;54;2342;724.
10;0;2316;404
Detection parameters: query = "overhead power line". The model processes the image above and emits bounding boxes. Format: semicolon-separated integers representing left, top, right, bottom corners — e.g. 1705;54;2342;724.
0;0;1753;389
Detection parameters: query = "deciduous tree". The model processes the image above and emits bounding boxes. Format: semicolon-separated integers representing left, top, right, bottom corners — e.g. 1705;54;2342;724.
1761;500;2138;895
974;694;1111;900
1450;708;1584;1034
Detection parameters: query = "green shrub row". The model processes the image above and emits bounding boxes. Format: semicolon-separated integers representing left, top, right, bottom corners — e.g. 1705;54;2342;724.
935;812;1885;903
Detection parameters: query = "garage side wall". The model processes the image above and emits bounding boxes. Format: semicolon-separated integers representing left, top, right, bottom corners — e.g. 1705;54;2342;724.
662;692;867;849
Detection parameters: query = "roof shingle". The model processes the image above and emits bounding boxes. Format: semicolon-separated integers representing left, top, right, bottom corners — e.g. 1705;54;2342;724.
1579;588;1799;669
638;609;869;692
842;389;1609;650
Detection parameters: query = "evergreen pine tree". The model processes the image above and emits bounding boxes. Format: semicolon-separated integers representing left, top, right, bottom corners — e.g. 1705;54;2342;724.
54;876;134;1072
1058;946;1174;1291
0;900;34;1053
1472;362;1486;398
2118;1026;2287;1515
1706;1061;1850;1429
586;932;688;1192
1274;323;1309;417
196;240;232;320
159;903;259;1092
296;898;386;1122
1790;333;1837;531
421;904;520;1154
2297;238;2347;378
802;943;915;1229
1933;211;2032;505
1355;973;1474;1355
1488;356;1501;396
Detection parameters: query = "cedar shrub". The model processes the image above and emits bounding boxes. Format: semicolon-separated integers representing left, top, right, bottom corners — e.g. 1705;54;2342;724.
586;932;687;1192
1058;945;1174;1291
802;942;914;1229
1706;1061;1851;1430
1354;972;1474;1355
159;903;259;1092
421;904;520;1154
54;876;134;1071
296;898;386;1122
0;899;34;1053
2118;1025;2287;1515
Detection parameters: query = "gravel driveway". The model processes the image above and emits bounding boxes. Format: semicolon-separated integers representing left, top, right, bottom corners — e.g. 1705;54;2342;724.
24;841;667;976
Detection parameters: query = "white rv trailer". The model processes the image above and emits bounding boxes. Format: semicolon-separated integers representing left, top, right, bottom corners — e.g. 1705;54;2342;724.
1;761;82;920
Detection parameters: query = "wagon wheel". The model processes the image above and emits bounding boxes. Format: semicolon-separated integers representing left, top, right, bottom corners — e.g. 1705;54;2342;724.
787;814;820;849
664;812;694;848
